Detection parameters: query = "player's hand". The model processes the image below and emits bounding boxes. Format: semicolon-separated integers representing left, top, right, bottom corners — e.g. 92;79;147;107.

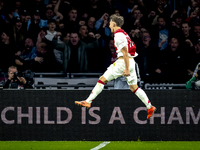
122;69;130;77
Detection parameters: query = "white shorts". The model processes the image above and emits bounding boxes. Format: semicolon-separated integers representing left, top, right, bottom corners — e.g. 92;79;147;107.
103;58;137;85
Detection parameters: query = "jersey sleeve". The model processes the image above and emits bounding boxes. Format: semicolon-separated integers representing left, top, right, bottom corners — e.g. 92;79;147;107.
115;33;128;51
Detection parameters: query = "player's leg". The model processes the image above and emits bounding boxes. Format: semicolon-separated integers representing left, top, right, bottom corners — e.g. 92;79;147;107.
129;84;156;119
75;62;117;108
129;84;151;109
85;76;108;104
127;59;156;119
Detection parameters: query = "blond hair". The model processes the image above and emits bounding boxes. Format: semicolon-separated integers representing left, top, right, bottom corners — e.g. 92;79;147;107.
8;66;17;72
110;14;124;27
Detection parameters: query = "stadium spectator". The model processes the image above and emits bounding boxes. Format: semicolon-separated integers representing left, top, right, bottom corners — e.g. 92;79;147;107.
79;25;89;43
46;0;58;9
95;13;111;39
194;23;200;39
95;17;111;47
102;0;123;16
53;0;71;20
134;31;160;83
87;16;96;33
147;8;157;26
46;0;64;25
169;12;183;40
0;0;199;83
31;0;46;18
79;24;100;45
63;7;79;31
60;30;70;43
14;38;38;71
38;7;63;29
0;29;16;72
120;0;138;18
0;0;6;16
3;66;33;89
11;17;25;49
102;37;117;71
158;38;188;83
124;7;145;33
80;0;106;20
180;22;197;54
186;39;200;78
36;27;47;46
30;42;58;72
129;28;143;44
52;31;101;73
150;16;169;50
185;4;200;27
27;10;42;42
45;19;63;70
57;20;66;33
1;5;15;25
155;0;171;19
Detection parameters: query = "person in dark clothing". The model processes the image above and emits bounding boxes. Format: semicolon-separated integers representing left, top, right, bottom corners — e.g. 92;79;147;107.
134;31;160;83
102;37;117;72
10;17;26;50
186;39;200;79
0;29;16;72
159;38;188;83
169;13;183;40
52;31;101;73
63;7;79;32
150;16;169;50
27;10;42;43
30;41;59;72
3;66;33;89
14;37;38;71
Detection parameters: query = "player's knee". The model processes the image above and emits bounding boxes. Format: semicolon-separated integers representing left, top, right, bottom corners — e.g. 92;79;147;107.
129;84;138;93
99;76;108;84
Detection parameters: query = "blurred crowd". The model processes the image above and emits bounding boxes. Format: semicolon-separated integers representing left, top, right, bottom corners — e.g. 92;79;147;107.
0;0;200;84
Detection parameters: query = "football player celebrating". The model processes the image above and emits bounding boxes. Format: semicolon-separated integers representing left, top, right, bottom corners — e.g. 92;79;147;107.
75;14;156;119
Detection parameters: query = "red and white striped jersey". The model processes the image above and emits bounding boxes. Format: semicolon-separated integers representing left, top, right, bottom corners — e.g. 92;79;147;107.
114;29;138;58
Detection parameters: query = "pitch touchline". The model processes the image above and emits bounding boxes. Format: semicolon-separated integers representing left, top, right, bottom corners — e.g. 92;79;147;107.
90;141;111;150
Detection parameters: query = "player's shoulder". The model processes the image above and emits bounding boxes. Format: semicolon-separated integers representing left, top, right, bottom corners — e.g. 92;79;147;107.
115;32;126;38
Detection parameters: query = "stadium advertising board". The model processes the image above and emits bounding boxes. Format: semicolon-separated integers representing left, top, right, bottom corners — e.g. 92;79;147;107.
0;90;199;141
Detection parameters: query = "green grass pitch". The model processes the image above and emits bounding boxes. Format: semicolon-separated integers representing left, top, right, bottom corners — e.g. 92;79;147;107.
1;141;200;150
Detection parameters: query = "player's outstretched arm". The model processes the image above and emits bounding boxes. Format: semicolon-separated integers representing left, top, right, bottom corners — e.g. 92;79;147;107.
121;46;130;76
